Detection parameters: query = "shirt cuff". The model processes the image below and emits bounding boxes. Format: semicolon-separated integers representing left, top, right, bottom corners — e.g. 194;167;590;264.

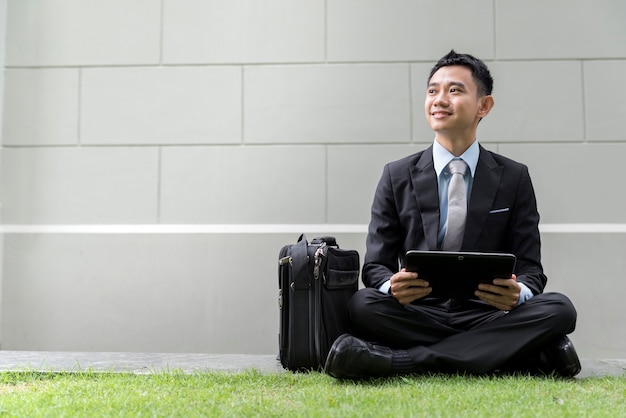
517;282;534;305
378;280;391;295
380;279;533;303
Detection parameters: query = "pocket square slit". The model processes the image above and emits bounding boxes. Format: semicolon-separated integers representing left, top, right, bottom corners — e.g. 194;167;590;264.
489;208;510;214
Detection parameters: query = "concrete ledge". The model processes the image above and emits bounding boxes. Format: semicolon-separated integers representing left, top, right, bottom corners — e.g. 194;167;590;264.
0;352;283;374
0;351;623;378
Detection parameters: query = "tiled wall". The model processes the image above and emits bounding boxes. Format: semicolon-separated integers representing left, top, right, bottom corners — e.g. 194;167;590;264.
1;0;625;357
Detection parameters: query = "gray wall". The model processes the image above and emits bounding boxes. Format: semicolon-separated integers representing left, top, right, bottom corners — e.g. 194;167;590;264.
0;0;6;346
1;1;625;358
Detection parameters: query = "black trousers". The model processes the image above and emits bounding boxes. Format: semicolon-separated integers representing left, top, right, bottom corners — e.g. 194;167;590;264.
348;289;577;374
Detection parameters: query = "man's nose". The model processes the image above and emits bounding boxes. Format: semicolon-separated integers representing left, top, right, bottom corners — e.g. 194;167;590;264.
433;91;449;106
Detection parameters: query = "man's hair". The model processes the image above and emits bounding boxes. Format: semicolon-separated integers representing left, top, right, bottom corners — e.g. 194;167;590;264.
428;50;493;97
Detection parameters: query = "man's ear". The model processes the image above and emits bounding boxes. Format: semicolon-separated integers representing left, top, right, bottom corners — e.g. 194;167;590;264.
477;95;495;118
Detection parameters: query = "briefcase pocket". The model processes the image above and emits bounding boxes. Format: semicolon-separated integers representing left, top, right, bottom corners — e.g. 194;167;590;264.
318;247;359;364
324;247;359;290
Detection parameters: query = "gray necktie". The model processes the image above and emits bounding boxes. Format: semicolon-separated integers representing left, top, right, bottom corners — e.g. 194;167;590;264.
443;159;468;251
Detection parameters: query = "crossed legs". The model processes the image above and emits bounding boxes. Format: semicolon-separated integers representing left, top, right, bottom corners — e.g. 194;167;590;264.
347;289;577;374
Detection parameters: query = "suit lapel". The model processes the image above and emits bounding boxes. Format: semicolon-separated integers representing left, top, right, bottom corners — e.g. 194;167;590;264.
410;147;440;250
463;146;503;249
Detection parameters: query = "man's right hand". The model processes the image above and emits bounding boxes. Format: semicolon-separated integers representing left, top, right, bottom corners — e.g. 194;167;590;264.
389;268;432;306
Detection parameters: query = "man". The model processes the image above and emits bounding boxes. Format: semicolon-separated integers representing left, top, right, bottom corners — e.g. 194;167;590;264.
324;50;580;379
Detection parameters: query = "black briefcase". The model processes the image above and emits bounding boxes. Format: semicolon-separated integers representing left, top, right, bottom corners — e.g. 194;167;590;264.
278;234;359;371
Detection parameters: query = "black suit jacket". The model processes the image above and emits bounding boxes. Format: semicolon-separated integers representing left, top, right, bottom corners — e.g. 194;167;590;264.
363;144;547;296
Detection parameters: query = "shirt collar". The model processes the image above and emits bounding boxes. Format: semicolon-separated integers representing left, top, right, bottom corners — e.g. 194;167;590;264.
432;138;479;178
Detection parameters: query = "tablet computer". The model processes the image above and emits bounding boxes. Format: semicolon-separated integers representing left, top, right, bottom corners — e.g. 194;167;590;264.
405;250;516;299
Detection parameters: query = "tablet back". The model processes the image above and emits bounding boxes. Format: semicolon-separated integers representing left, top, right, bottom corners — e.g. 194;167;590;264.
405;251;516;299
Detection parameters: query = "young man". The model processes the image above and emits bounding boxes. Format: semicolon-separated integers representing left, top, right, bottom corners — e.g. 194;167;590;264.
324;50;580;379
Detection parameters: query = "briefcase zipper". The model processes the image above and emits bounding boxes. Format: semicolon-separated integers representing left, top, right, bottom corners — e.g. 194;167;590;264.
313;243;326;281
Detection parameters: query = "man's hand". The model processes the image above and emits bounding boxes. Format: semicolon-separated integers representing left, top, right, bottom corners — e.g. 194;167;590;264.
389;268;432;306
475;274;520;311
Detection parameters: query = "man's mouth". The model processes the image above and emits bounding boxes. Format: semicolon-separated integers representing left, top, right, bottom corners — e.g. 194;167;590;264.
431;111;451;118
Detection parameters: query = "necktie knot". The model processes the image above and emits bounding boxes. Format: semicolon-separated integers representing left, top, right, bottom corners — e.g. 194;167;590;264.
448;159;467;176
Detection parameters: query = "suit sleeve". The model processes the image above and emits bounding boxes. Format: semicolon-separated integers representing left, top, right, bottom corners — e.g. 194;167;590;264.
507;166;547;295
362;164;403;289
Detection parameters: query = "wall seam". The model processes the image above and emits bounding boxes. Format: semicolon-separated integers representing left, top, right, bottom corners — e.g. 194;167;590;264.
156;147;162;223
580;60;587;143
241;66;245;144
77;68;82;146
1;223;626;234
324;0;328;62
492;0;497;59
408;64;414;143
159;0;165;66
324;144;329;222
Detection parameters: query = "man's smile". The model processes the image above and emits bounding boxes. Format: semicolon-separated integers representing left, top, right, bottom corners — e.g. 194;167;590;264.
431;110;452;118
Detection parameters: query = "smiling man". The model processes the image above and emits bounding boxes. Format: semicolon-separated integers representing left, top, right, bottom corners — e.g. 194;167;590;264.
324;50;581;379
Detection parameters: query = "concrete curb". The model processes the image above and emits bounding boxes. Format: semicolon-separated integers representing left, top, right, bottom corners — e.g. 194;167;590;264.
0;351;623;378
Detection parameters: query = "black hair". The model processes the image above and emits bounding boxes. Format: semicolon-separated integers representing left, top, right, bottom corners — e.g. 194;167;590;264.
428;50;493;96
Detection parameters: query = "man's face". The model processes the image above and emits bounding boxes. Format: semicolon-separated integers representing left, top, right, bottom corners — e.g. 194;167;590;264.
424;65;488;137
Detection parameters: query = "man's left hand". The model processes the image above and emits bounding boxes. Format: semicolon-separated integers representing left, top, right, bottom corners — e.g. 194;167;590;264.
475;274;520;311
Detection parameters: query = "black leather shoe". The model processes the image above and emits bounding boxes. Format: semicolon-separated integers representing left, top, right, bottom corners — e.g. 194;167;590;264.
537;335;582;378
324;334;393;379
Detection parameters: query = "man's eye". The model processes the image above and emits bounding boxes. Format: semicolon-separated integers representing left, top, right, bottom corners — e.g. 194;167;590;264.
450;88;458;93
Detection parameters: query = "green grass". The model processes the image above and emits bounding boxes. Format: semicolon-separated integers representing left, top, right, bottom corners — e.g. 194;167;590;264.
0;370;624;417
